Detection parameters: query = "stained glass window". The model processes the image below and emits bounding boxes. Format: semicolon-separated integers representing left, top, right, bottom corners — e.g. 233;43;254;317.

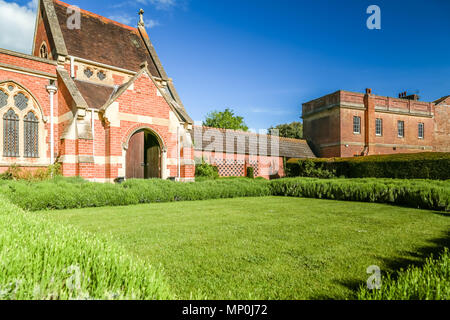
84;68;93;78
24;111;39;158
14;93;28;110
3;109;19;157
97;71;106;81
40;43;48;59
0;90;7;109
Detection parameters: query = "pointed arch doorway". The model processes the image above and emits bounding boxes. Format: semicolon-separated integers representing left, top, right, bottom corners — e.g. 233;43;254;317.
125;129;162;179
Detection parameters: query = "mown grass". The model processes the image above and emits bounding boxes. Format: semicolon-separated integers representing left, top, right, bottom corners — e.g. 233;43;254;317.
358;248;450;300
44;197;450;300
0;194;172;300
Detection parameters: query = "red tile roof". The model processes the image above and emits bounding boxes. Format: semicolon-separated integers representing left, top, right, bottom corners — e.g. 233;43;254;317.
53;0;161;76
73;80;115;110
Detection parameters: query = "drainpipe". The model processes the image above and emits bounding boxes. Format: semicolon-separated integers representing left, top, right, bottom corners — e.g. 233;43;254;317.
90;109;95;158
363;88;374;156
177;126;181;180
70;56;75;78
46;84;58;164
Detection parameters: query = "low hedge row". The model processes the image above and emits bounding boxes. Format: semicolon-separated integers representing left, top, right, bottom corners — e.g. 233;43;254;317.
0;194;172;300
0;176;448;212
287;153;450;180
0;177;272;211
270;178;450;212
358;248;450;300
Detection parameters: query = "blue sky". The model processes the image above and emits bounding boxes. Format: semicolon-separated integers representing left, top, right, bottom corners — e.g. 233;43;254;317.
1;0;449;130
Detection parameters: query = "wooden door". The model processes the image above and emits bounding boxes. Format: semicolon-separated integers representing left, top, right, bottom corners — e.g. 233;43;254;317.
126;131;145;179
146;145;161;178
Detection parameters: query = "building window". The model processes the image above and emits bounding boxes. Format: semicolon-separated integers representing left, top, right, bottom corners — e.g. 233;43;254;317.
375;118;383;136
1;82;42;160
97;71;106;81
418;123;424;139
84;68;93;78
353;116;361;134
39;42;48;59
3;109;19;157
24;111;39;158
398;121;405;138
14;93;29;111
0;90;7;109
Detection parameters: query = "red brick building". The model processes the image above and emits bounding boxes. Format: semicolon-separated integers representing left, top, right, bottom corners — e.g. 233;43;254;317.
0;0;314;181
303;89;450;158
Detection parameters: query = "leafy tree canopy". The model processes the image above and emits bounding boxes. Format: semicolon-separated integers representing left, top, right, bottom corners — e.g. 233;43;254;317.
203;108;249;132
269;122;303;139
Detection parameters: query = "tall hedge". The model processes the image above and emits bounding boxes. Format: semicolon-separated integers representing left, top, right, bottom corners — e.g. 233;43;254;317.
287;153;450;180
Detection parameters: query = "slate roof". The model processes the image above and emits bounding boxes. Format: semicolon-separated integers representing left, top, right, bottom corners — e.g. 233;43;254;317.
44;0;192;123
74;80;115;110
191;126;316;158
53;0;161;76
433;96;450;105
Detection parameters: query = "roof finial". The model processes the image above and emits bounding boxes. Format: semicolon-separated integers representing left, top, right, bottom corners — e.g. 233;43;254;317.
138;9;145;27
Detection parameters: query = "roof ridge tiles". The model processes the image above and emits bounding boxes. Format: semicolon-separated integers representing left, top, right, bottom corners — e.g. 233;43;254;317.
54;0;138;32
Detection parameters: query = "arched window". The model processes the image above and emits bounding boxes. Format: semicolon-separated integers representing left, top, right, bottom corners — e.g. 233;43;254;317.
0;90;7;109
3;109;19;157
14;93;29;110
24;111;39;158
40;43;48;59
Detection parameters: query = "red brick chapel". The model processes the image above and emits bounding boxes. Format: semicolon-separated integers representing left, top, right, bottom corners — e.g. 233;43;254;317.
0;0;314;182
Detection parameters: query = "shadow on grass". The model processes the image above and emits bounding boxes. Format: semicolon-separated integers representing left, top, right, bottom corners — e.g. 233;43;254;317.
314;229;450;300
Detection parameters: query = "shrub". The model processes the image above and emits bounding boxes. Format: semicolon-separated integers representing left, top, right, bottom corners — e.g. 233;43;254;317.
0;178;272;212
1;176;448;212
247;167;254;179
270;178;450;212
195;161;219;180
287;153;450;180
296;159;336;178
358;248;450;300
0;194;172;300
0;164;62;182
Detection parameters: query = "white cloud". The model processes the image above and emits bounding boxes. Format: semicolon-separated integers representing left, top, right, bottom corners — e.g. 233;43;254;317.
108;14;160;28
0;0;37;54
138;0;176;10
250;108;295;116
112;0;178;10
108;14;134;26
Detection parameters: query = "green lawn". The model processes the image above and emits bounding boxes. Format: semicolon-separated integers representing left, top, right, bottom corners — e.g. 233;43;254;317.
44;197;450;300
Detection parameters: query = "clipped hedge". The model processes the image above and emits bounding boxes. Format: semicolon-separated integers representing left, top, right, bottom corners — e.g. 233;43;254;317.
0;194;172;300
0;176;448;212
358;248;450;300
270;178;450;212
0;177;271;212
287;153;450;180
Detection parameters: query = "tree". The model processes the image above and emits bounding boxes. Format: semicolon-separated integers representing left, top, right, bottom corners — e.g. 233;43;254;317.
269;122;303;139
203;108;249;131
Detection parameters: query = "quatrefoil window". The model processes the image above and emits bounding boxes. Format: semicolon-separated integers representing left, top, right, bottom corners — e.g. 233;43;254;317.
97;71;106;81
84;68;93;78
14;93;29;110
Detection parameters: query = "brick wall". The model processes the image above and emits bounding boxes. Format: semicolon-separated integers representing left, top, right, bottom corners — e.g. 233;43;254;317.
303;90;441;158
434;98;450;152
196;150;285;179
